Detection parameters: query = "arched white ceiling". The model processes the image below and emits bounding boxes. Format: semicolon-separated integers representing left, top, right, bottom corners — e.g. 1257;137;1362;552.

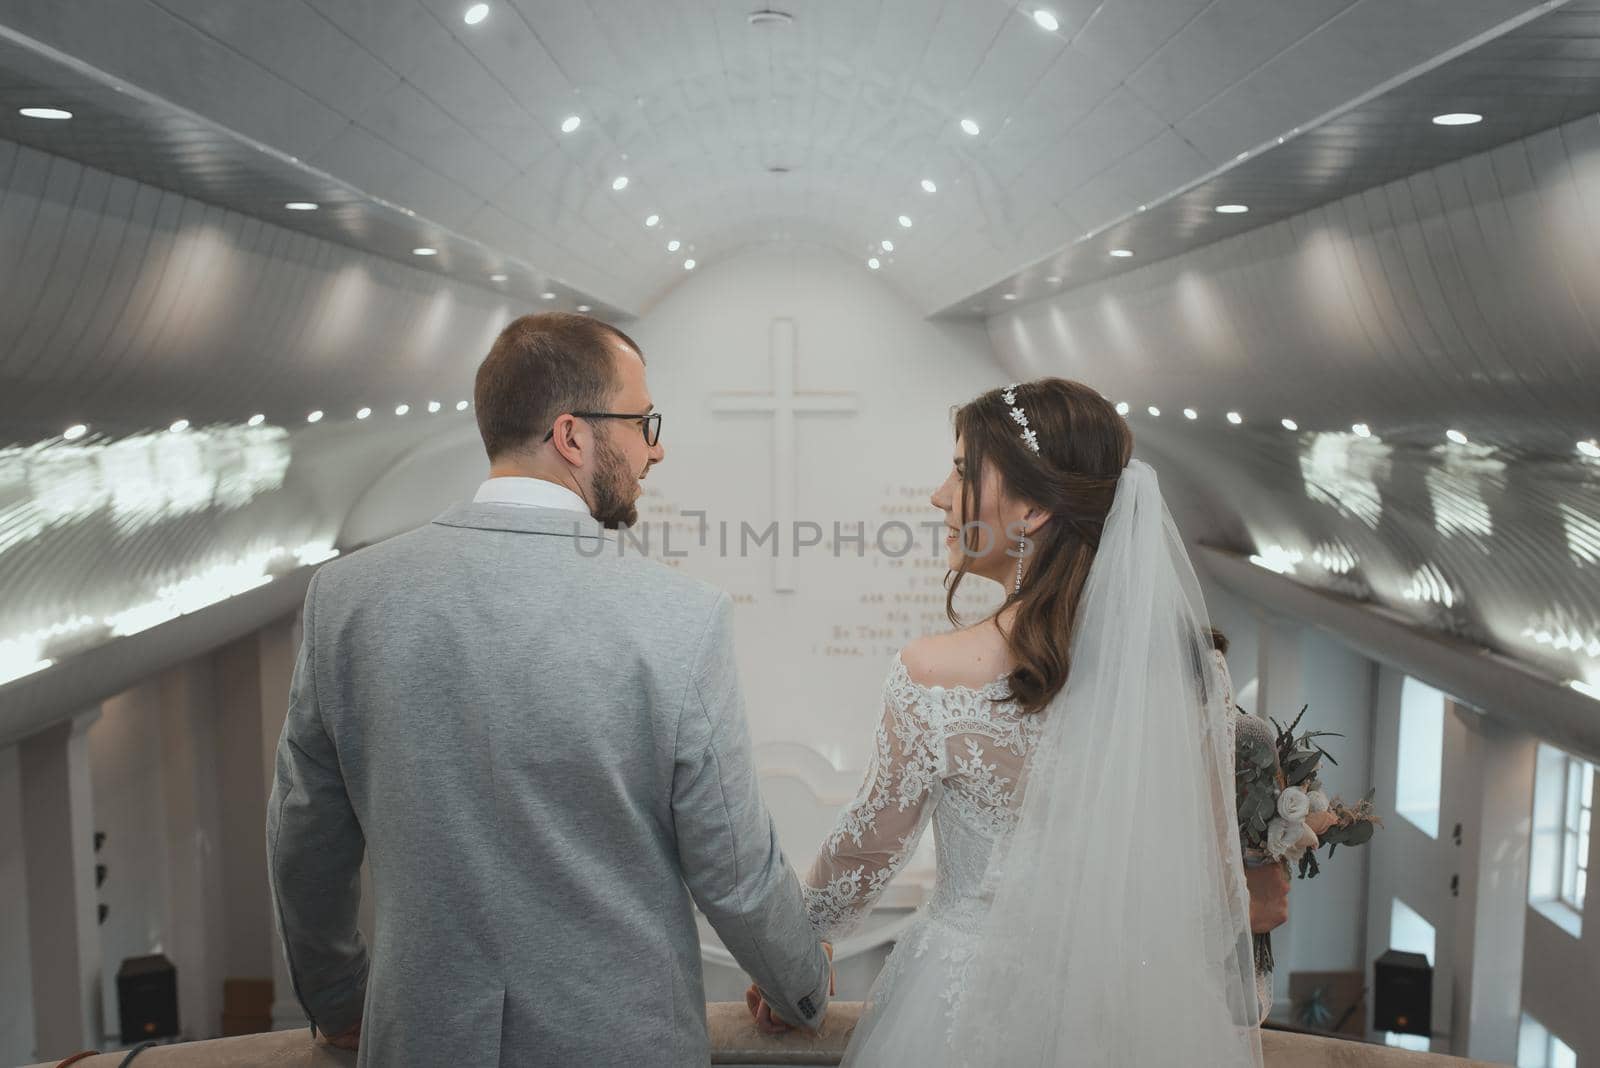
0;0;1567;315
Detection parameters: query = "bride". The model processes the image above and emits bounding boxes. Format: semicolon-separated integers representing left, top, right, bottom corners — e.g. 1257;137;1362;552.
748;378;1263;1065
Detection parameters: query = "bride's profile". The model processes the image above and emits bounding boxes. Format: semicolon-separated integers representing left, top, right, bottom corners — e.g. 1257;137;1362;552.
750;378;1263;1066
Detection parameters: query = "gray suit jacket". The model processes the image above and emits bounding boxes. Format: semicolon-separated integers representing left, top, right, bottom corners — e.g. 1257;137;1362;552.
267;502;830;1067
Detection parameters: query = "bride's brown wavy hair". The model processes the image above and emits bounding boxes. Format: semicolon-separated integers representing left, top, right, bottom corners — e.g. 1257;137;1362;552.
945;378;1132;714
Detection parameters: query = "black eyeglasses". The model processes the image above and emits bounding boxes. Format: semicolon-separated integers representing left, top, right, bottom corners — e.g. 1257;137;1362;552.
542;411;662;446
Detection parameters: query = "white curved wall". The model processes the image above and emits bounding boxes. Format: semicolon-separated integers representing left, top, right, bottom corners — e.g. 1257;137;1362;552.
989;111;1600;709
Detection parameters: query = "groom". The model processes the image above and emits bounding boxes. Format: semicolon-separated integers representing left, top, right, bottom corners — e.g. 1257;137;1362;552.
268;312;832;1067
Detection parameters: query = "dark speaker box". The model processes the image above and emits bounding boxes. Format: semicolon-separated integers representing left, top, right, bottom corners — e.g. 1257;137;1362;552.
117;953;179;1044
1373;949;1432;1037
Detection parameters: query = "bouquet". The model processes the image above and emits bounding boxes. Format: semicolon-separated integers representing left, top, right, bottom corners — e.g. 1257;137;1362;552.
1236;705;1382;970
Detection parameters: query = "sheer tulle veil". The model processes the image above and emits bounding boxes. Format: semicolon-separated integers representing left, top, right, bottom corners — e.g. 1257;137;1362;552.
942;459;1264;1066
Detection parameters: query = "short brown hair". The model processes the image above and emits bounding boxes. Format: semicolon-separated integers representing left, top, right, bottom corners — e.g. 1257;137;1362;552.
473;313;643;460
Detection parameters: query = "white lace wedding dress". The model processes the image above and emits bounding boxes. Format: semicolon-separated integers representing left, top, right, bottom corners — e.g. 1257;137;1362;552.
802;651;1044;1064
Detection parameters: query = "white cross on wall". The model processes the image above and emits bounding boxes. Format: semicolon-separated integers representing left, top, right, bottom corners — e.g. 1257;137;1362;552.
710;318;859;592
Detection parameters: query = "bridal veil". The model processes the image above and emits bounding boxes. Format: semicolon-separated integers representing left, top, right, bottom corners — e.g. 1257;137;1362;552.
942;459;1264;1066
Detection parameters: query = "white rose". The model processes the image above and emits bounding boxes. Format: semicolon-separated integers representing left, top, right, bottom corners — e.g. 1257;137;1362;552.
1266;817;1306;860
1277;786;1311;822
1307;789;1330;814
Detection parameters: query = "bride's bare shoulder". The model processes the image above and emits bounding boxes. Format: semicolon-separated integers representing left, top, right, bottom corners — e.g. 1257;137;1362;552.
899;624;1012;691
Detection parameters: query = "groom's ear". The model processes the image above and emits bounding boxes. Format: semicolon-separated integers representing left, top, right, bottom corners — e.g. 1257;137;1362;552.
547;413;588;467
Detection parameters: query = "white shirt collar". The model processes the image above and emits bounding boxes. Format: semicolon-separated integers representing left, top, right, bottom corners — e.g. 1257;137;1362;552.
473;477;591;515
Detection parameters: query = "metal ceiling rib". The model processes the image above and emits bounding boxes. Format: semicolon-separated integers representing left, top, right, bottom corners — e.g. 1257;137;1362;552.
0;22;627;319
956;0;1600;316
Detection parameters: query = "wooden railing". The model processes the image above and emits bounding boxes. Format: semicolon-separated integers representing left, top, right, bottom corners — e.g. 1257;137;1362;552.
19;1004;1499;1067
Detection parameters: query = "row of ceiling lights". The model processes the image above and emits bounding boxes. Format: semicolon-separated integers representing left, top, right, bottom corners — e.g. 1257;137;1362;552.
983;110;1486;301
463;2;701;277
59;401;476;441
14;101;610;303
1115;405;1598;456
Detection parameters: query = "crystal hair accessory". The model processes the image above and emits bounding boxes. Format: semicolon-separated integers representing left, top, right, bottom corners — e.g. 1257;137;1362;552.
1001;384;1041;453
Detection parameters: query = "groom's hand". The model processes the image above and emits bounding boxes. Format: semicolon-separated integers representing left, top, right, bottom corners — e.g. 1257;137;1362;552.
744;944;833;1036
745;983;795;1035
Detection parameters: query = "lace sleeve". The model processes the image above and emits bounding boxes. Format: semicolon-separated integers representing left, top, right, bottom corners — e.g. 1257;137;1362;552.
802;663;942;940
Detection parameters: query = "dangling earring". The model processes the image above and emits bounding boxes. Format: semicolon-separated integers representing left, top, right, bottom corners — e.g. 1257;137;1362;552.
1013;538;1026;594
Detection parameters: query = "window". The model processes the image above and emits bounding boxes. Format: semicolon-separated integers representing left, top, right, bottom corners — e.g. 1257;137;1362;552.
1395;677;1446;837
1559;756;1592;912
1530;744;1592;936
1518;1013;1577;1068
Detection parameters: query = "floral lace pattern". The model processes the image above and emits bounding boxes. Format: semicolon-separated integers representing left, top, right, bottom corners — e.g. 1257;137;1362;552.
802;653;1043;958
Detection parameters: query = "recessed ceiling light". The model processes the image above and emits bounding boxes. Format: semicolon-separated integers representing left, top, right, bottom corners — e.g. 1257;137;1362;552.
1281;418;1299;431
921;178;937;193
1183;408;1198;420
396;404;410;416
748;9;795;26
1110;249;1133;258
1032;9;1060;31
1446;428;1468;445
169;419;190;434
1215;204;1249;214
1578;439;1600;458
1226;411;1242;425
63;423;88;441
1002;293;1018;300
577;304;591;312
1115;402;1130;416
667;239;681;252
464;3;489;25
247;414;265;427
1432;112;1482;126
561;115;581;133
456;401;470;411
645;214;660;227
1147;406;1161;418
898;215;912;228
489;273;507;282
412;247;437;256
1353;422;1371;438
285;201;318;211
611;176;629;191
867;257;881;270
881;239;894;252
307;410;324;424
1045;275;1061;284
19;107;71;120
1236;151;1249;161
683;259;696;270
427;401;442;413
960;118;981;136
1137;204;1148;212
540;291;556;300
357;407;371;420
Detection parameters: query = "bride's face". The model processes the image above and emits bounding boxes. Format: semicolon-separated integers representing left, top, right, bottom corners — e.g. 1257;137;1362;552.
930;433;1025;584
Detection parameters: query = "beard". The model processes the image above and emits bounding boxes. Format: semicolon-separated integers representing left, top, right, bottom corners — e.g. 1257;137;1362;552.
590;433;640;529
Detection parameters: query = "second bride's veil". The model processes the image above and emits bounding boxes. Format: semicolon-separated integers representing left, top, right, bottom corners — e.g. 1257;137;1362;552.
945;460;1263;1066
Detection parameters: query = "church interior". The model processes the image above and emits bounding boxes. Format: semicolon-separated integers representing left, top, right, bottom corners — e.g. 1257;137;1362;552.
1;1;1598;1065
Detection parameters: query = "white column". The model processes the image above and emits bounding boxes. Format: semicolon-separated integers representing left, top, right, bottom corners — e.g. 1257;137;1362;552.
20;711;102;1058
1457;716;1537;1062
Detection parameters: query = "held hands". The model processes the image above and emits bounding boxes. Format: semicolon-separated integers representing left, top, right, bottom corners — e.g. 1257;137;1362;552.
744;942;835;1035
317;1017;362;1051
